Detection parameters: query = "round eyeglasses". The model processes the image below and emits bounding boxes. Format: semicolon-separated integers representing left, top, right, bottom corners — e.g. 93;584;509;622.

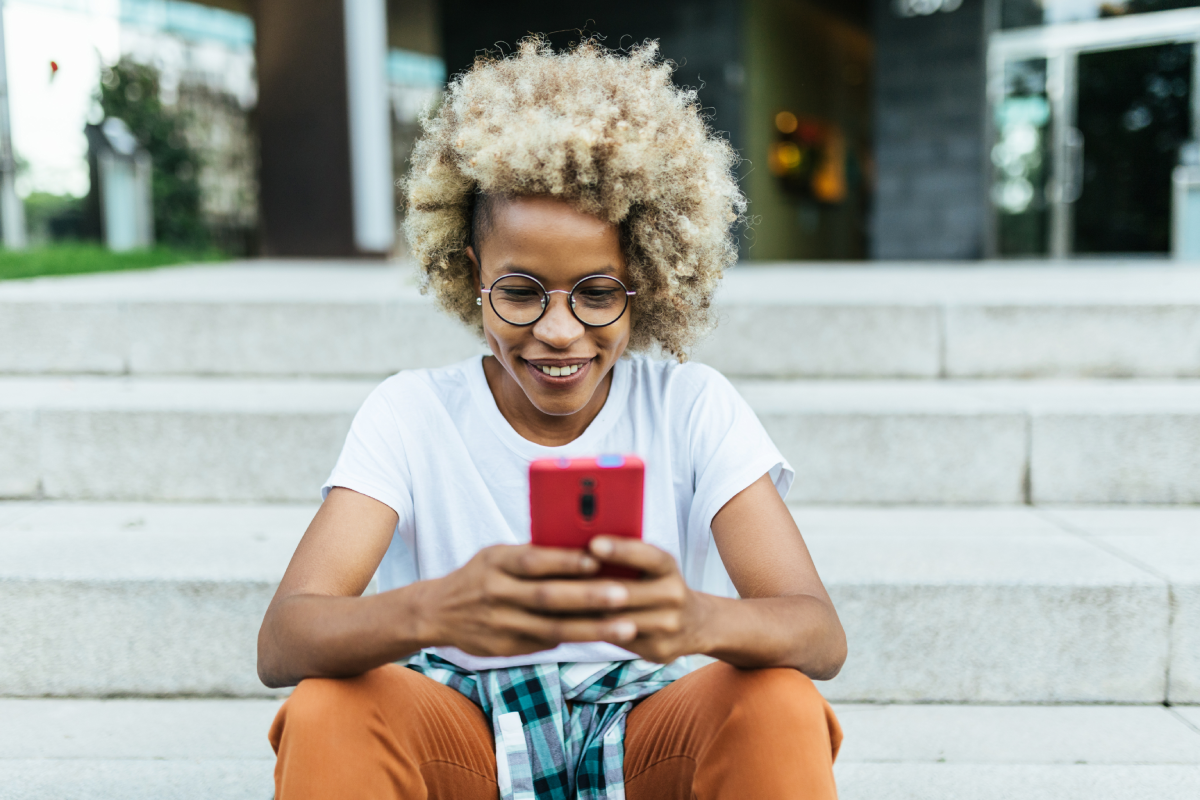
479;273;636;328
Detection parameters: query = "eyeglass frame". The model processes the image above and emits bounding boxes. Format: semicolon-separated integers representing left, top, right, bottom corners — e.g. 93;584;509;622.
477;272;637;328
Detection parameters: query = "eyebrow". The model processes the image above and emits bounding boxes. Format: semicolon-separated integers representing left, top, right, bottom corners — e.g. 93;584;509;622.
492;265;619;281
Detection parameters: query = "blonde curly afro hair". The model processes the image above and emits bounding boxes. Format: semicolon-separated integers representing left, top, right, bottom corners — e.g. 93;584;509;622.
403;36;746;359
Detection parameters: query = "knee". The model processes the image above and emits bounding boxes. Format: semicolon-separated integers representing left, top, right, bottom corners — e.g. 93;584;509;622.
271;668;396;747
712;663;831;733
289;674;374;721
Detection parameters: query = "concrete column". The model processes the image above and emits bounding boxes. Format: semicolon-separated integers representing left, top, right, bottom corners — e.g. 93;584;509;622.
0;4;26;249
254;0;394;257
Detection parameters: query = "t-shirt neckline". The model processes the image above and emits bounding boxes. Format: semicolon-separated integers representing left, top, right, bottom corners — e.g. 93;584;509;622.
467;355;631;459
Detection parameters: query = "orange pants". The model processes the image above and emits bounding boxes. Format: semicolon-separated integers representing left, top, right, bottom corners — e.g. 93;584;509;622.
269;660;842;799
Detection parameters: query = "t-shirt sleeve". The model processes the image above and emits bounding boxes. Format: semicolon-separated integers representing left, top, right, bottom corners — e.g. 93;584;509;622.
684;364;794;530
323;377;415;526
676;363;794;592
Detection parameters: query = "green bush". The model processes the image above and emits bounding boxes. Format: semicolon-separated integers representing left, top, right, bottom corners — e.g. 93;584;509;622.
24;192;85;243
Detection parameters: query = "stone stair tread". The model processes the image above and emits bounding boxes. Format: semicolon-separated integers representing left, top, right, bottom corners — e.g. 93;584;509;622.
834;763;1200;800
7;374;1200;505
5;373;1199;412
2;501;1188;584
5;261;1200;380
0;501;310;581
4;260;1199;304
1;503;1195;702
833;703;1200;764
2;698;1198;800
0;374;375;411
0;698;282;760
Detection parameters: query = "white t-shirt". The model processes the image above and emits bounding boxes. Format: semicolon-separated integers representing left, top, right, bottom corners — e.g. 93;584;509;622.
323;354;793;671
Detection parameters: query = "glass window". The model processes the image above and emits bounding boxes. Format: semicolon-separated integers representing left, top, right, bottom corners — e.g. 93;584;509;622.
993;59;1053;255
1073;43;1194;253
1001;0;1200;30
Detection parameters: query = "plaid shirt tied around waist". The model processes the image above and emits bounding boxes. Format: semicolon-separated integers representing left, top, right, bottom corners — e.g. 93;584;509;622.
407;652;693;800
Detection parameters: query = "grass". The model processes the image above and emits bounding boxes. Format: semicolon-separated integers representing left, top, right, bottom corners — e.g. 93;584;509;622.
0;243;226;282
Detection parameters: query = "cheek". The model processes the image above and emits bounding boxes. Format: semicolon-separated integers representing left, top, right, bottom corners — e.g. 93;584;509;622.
482;314;523;355
595;319;632;355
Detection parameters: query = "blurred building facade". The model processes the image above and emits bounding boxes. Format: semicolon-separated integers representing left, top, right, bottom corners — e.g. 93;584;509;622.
306;0;1200;261
14;0;1196;260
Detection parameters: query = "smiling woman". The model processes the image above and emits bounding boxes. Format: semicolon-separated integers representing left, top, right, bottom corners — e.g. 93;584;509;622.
405;37;745;359
259;35;845;800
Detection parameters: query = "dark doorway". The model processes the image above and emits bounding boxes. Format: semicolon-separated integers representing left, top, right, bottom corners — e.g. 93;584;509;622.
1074;42;1193;254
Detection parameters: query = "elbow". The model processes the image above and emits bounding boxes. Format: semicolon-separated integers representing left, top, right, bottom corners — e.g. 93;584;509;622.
257;656;291;690
257;615;297;690
804;617;847;681
257;652;299;690
257;646;284;689
816;624;848;681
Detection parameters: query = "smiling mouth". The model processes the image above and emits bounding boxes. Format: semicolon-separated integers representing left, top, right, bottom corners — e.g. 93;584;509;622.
525;358;592;383
538;364;581;377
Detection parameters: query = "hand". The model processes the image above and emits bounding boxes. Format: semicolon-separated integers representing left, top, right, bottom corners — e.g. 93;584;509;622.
416;544;641;658
586;536;714;664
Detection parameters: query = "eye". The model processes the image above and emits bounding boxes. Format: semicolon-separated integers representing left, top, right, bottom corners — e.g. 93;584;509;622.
497;287;541;302
576;288;621;306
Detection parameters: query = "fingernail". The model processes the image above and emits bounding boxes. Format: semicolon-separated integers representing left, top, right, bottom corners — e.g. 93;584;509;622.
580;555;598;571
591;538;613;556
612;621;636;641
604;585;628;605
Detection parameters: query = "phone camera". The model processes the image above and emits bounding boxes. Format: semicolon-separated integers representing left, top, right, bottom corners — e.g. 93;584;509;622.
579;492;596;520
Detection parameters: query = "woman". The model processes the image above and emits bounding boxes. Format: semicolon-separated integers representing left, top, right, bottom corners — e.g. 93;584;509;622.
259;37;846;800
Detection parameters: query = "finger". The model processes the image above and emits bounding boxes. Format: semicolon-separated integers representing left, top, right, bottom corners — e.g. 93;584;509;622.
490;544;600;578
502;577;631;614
493;606;637;645
617;609;685;638
607;577;687;611
588;537;677;577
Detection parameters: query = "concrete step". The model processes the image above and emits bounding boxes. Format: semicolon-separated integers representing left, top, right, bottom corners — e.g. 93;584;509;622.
3;375;1199;504
0;502;308;698
2;699;1197;800
0;698;280;800
833;704;1200;800
1;503;1195;702
4;261;1200;379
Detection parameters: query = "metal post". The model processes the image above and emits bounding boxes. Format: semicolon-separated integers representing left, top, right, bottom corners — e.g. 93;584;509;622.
0;0;25;249
1047;51;1074;259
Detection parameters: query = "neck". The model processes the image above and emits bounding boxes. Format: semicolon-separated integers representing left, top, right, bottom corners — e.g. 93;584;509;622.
482;356;613;447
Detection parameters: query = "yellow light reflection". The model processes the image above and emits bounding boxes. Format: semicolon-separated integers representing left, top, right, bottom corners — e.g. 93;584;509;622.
775;111;798;134
768;141;803;175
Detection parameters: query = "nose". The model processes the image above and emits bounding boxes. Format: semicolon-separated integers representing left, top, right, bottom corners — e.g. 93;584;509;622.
532;291;585;348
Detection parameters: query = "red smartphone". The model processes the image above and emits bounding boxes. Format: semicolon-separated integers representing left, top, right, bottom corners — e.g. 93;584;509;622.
529;454;644;579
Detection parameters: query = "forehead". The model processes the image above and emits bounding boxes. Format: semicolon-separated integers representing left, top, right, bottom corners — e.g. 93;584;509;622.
478;196;626;283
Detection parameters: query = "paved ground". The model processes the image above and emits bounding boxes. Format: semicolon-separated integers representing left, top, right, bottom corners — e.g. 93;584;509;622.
2;699;1198;799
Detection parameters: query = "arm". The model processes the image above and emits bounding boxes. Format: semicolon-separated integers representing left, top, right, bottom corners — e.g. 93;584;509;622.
583;473;847;678
257;487;413;687
258;487;642;688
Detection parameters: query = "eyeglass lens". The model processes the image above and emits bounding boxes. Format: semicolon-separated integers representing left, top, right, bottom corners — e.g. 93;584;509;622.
489;275;629;327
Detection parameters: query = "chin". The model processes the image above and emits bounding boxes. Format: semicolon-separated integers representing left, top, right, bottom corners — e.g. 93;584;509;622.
524;383;596;417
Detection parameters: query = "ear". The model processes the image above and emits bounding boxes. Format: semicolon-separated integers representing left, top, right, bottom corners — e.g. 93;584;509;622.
466;246;483;305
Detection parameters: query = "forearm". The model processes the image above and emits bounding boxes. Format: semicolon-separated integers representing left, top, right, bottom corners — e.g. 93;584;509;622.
697;593;846;678
257;582;434;688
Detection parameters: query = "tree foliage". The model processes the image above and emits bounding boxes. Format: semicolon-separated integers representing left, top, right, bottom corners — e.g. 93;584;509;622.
96;59;208;248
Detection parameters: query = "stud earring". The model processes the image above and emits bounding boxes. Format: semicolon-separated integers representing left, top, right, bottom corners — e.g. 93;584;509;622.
476;297;483;306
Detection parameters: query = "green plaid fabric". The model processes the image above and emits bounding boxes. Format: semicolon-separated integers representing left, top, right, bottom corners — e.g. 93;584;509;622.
408;652;693;800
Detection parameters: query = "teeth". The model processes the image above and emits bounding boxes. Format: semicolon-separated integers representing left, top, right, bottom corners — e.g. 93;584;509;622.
539;364;581;377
